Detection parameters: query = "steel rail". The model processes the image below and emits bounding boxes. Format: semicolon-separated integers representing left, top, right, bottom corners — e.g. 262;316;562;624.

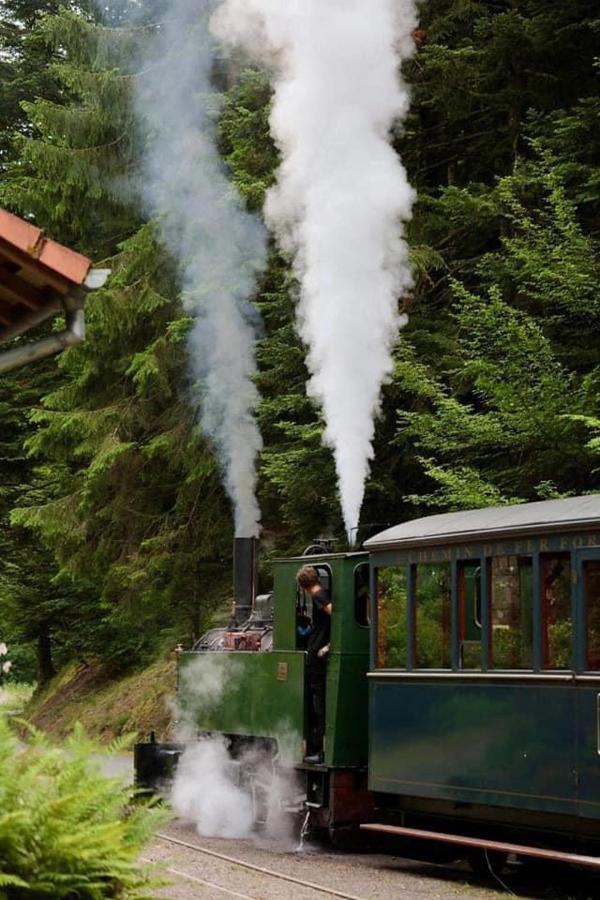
142;858;255;899
154;832;368;900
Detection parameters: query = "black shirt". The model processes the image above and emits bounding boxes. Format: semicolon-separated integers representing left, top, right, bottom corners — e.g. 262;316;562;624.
306;588;331;670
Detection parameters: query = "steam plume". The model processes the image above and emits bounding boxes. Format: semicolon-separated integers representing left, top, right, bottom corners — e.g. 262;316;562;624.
172;654;302;843
134;0;267;536
213;0;417;540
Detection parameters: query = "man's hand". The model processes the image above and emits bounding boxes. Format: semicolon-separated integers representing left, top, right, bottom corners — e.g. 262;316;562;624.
317;643;330;659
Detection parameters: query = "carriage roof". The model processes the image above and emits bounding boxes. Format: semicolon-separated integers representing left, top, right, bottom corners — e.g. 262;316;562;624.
365;494;600;551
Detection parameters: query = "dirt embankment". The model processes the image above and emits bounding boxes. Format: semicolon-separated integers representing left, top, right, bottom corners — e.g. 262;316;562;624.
25;657;177;744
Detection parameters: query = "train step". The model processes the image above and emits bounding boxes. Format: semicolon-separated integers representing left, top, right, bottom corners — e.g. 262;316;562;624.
360;823;600;869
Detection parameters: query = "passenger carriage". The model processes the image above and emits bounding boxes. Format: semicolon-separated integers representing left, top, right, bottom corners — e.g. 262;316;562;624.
364;494;600;861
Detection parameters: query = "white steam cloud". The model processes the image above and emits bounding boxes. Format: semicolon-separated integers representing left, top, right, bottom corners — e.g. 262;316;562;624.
172;736;255;839
172;654;302;844
213;0;417;540
134;0;267;537
172;733;302;843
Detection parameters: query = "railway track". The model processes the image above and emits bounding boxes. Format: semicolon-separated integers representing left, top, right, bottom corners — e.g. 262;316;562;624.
151;832;368;900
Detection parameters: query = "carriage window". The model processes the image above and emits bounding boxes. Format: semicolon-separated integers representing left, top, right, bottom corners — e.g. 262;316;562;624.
491;556;533;669
415;563;451;669
354;563;370;627
584;560;600;670
459;562;482;669
542;554;571;669
376;566;408;667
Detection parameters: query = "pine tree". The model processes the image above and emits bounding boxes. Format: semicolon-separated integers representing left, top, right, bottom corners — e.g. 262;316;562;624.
390;0;600;512
0;0;62;173
3;9;235;669
0;363;62;682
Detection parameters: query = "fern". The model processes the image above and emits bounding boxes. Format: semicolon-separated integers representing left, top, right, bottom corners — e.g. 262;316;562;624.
0;718;169;897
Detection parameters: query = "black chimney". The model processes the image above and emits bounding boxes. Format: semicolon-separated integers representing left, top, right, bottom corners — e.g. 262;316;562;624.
232;537;257;627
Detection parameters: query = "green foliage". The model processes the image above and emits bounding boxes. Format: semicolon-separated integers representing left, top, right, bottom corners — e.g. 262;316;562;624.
0;719;168;897
1;8;138;257
0;0;62;173
1;0;600;680
393;0;600;513
218;68;278;212
399;151;600;510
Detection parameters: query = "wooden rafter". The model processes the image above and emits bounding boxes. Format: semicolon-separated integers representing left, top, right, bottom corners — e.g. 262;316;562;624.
0;239;71;296
0;268;46;310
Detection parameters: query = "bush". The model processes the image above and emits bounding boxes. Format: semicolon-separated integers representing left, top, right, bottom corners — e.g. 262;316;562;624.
0;719;169;897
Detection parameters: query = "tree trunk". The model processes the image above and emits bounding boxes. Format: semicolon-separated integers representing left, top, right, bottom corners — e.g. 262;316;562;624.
37;628;56;685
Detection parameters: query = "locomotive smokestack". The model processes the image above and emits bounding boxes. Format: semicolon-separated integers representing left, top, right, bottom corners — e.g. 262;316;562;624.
232;537;257;627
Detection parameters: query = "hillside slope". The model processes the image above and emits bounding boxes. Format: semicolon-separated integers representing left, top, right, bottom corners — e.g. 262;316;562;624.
25;657;177;743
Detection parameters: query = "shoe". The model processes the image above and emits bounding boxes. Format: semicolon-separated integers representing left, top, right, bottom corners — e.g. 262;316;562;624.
303;753;323;764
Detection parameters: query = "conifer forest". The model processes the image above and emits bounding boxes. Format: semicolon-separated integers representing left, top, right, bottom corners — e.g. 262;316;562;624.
0;0;599;686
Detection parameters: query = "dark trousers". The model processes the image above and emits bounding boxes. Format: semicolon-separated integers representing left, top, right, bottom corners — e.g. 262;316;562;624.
306;668;326;756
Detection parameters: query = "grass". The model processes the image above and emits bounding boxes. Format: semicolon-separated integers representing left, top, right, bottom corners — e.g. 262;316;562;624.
0;681;35;716
25;657;177;744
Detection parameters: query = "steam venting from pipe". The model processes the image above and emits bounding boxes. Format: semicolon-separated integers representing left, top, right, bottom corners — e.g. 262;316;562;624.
133;0;267;537
212;0;417;542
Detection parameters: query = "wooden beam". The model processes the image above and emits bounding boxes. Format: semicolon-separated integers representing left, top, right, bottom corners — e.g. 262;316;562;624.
0;267;46;309
0;239;71;295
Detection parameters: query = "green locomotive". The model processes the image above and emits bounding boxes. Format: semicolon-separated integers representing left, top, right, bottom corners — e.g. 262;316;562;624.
136;539;374;837
136;494;600;866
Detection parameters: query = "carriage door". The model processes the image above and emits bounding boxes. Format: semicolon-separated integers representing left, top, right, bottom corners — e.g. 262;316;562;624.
576;550;600;813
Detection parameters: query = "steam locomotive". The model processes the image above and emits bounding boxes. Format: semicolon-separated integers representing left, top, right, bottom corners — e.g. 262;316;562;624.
136;494;600;869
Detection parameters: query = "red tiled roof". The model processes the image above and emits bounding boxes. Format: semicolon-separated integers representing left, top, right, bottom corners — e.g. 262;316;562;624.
0;208;92;284
0;208;95;341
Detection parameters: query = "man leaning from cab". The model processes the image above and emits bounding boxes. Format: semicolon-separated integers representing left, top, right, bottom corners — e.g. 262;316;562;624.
296;565;332;764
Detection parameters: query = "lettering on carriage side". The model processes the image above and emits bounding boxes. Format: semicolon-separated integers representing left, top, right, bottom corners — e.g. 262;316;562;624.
515;540;536;554
539;538;549;551
560;536;571;550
